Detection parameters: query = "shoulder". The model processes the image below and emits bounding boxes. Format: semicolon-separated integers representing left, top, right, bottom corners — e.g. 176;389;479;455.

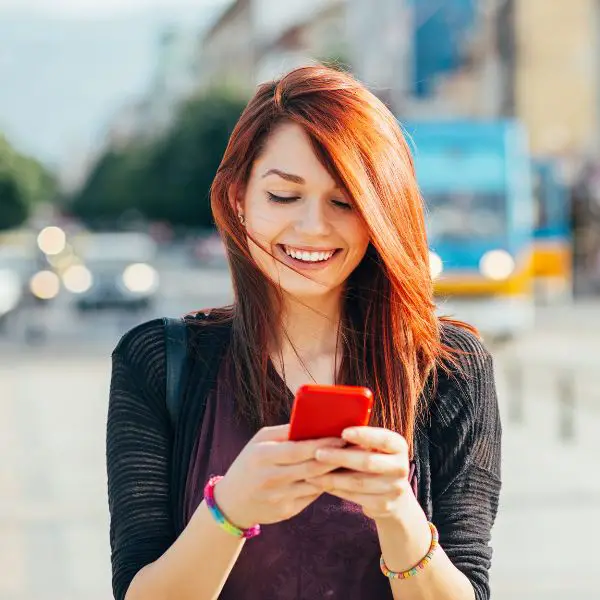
111;318;168;396
112;317;166;366
438;319;494;384
439;319;491;362
430;320;496;427
112;309;234;373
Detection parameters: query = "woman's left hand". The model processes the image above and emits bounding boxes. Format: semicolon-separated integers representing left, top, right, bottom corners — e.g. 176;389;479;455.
307;426;412;521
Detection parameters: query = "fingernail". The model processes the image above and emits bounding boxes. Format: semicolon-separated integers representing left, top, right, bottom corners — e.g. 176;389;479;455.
342;429;357;441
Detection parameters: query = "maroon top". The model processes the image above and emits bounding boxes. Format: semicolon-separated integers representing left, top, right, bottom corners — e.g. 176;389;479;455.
183;358;417;599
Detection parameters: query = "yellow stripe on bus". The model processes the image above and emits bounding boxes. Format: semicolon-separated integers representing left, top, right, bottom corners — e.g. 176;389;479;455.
434;253;534;297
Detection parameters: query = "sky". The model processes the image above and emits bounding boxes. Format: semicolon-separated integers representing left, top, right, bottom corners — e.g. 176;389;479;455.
0;0;230;170
0;0;228;19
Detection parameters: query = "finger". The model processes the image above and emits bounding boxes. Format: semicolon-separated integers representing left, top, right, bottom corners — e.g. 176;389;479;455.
265;437;345;466
308;472;406;495
269;459;342;485
315;447;407;475
288;480;323;498
253;424;291;442
342;427;408;455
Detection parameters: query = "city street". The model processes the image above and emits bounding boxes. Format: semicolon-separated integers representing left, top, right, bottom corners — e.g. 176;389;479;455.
1;268;599;600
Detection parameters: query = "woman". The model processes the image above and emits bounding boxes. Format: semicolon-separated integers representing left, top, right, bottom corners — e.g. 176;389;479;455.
107;65;501;600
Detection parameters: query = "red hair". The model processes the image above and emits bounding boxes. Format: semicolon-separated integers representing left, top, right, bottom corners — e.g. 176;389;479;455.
209;65;466;454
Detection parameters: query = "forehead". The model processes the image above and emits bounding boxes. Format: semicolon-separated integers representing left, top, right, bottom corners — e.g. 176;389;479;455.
251;122;337;188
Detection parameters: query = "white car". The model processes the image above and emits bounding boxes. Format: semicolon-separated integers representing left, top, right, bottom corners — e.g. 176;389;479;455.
70;232;160;312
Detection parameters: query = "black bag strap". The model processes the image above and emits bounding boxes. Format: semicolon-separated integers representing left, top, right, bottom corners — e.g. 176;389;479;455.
168;312;232;534
163;316;188;428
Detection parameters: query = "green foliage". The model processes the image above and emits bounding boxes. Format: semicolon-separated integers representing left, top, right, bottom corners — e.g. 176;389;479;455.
70;90;248;229
0;134;57;231
0;176;28;231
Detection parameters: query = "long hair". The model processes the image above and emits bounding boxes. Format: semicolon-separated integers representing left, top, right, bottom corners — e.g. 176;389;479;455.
209;65;465;454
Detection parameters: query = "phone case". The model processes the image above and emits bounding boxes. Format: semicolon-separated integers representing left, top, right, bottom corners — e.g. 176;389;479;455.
288;384;374;441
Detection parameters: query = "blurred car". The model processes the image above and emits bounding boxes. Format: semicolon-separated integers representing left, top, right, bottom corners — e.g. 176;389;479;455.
70;232;159;312
0;263;23;327
189;232;228;267
0;233;56;330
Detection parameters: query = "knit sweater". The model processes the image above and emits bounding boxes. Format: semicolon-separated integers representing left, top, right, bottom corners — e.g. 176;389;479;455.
106;314;502;600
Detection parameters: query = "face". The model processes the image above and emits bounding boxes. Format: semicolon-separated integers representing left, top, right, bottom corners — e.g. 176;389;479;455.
239;122;370;302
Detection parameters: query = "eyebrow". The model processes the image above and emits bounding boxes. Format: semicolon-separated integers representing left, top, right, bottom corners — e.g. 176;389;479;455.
261;169;306;184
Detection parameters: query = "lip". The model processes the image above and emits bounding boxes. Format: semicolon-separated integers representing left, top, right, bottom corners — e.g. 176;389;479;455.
280;244;340;253
276;244;342;270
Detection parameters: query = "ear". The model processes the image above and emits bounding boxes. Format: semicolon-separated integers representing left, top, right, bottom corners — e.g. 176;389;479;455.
227;183;245;217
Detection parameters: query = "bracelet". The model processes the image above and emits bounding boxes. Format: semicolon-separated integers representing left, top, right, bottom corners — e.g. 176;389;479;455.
380;521;439;580
204;476;261;539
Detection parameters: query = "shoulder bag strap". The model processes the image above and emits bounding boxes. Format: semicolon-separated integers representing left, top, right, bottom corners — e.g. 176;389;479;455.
163;316;188;428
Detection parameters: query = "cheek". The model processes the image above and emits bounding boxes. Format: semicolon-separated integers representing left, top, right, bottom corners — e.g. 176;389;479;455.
346;221;371;259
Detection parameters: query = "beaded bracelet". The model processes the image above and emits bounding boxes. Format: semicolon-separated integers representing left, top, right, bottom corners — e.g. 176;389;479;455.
380;521;439;580
204;476;261;539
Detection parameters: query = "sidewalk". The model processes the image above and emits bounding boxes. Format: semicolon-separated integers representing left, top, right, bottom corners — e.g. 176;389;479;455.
490;370;600;599
1;352;599;600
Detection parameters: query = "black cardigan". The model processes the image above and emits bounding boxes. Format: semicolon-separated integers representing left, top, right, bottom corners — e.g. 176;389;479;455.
106;315;502;600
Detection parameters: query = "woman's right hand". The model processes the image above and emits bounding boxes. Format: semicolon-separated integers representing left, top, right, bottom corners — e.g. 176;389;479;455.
213;424;344;529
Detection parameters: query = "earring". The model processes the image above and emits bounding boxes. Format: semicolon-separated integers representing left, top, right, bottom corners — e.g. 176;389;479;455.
238;213;245;226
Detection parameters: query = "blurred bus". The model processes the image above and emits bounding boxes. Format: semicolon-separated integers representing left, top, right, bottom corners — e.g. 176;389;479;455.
531;159;573;302
405;119;535;341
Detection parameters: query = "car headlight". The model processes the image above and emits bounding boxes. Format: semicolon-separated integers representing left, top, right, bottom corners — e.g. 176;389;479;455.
0;269;22;314
29;270;61;300
122;263;159;293
62;264;93;294
37;226;66;256
429;251;444;280
479;250;515;280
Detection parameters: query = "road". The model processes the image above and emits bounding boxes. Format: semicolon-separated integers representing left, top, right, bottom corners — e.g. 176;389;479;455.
1;269;599;600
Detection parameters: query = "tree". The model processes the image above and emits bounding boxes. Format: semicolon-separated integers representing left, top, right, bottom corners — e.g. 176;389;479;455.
0;133;57;231
68;146;149;226
0;175;28;231
70;90;247;229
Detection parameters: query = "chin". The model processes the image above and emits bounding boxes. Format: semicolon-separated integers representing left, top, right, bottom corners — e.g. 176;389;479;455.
276;275;340;302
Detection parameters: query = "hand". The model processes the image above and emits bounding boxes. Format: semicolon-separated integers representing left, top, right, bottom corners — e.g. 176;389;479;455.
214;425;344;529
307;426;412;521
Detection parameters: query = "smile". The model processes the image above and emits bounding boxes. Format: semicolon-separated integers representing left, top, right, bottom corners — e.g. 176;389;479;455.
282;245;338;263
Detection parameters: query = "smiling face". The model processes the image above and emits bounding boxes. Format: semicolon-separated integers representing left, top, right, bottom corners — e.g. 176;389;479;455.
239;121;370;303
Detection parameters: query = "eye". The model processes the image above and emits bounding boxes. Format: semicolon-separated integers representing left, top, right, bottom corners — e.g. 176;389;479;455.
267;192;300;204
332;199;352;210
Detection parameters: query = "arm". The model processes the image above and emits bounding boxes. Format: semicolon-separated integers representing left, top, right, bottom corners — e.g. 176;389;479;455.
310;331;501;600
125;502;246;600
381;343;502;600
107;331;245;600
426;349;502;600
107;323;343;600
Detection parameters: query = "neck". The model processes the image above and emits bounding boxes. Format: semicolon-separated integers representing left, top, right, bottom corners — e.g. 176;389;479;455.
276;291;342;359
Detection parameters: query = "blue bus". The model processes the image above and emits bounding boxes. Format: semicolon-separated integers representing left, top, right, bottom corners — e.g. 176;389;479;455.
531;159;573;302
404;119;536;340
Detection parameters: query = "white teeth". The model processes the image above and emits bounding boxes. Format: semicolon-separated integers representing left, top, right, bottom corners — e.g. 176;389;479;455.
284;246;335;262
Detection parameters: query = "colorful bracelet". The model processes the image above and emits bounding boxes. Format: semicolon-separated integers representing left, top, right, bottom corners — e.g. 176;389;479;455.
380;521;439;580
204;475;261;539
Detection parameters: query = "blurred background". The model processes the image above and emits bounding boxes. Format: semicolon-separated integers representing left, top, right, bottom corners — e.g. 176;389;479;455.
1;1;599;599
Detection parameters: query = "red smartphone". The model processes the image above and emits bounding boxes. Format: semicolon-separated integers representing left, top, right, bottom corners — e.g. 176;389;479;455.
288;384;374;441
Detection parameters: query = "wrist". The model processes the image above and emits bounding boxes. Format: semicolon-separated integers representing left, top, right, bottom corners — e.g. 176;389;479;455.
211;475;256;530
375;495;432;573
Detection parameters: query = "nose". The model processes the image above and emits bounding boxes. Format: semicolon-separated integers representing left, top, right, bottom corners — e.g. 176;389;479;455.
295;197;332;237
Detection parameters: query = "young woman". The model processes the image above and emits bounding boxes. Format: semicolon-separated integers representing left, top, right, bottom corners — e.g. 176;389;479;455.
107;65;501;600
